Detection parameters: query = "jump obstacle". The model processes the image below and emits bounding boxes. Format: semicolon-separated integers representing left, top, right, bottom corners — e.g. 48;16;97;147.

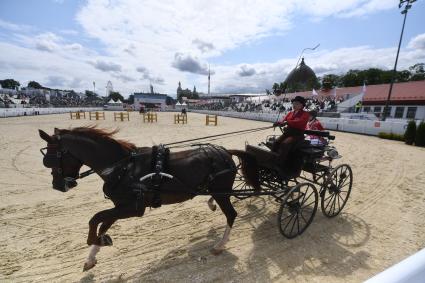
70;111;86;119
205;115;218;126
174;113;187;124
114;112;130;121
143;112;158;123
89;111;105;120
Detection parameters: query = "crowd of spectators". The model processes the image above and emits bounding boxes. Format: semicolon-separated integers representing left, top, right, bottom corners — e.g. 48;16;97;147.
189;96;344;115
0;93;105;108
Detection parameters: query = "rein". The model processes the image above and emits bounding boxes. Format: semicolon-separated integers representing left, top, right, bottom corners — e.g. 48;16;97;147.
164;126;273;148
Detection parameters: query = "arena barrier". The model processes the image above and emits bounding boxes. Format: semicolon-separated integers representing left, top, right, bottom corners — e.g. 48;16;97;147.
0;107;102;118
143;112;157;123
114;112;130;121
89;111;105;120
191;110;410;136
70;111;86;119
365;248;425;283
206;114;218;126
174;113;187;124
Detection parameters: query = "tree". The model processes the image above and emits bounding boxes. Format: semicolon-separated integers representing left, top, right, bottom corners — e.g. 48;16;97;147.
409;63;425;81
415;122;425;147
108;91;124;102
85;90;97;97
28;81;44;89
321;74;340;90
272;83;280;95
0;79;20;89
125;94;134;104
404;120;416;145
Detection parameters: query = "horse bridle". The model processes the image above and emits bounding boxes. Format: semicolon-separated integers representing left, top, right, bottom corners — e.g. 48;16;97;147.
40;135;136;191
40;135;92;191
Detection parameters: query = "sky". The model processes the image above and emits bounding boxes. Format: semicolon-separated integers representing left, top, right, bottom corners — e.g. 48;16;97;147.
0;0;424;97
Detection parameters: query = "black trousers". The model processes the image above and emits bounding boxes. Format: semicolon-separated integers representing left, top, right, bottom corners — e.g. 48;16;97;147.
272;129;304;165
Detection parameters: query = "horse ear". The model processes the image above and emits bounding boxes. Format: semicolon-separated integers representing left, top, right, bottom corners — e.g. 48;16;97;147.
54;128;60;135
39;129;52;142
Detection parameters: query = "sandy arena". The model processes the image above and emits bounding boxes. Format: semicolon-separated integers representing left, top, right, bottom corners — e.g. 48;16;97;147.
1;111;425;283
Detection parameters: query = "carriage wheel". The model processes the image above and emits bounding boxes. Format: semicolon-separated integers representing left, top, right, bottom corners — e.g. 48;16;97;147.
277;183;318;239
320;164;353;218
232;157;253;200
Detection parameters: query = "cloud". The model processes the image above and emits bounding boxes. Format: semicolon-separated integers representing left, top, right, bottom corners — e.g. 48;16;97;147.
172;52;210;75
112;74;136;82
89;60;122;72
192;39;215;53
237;65;257;77
408;33;425;51
45;75;67;87
44;76;84;89
34;32;61;52
0;18;34;32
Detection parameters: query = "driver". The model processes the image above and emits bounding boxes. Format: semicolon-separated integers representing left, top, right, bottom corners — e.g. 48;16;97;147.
272;96;309;164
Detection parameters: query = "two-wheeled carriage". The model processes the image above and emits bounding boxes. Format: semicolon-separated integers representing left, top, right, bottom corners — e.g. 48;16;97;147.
232;128;353;239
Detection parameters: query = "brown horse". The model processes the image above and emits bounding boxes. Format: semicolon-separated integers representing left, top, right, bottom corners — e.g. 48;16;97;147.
38;127;259;271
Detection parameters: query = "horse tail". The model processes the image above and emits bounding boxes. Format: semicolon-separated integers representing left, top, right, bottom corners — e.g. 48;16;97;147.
227;149;261;191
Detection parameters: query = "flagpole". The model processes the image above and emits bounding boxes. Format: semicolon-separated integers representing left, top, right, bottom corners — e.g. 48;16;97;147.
382;0;415;121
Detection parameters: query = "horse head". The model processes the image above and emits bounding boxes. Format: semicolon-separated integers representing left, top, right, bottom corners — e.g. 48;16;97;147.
39;128;83;192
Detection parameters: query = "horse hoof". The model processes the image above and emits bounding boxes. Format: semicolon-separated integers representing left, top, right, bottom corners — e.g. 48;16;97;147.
210;247;223;255
100;234;113;246
83;259;97;272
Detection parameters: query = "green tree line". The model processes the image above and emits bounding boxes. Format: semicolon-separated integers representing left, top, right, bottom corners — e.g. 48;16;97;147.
270;63;425;94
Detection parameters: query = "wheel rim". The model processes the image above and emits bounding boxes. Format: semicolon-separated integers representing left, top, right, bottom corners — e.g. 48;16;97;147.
232;158;253;200
321;164;353;217
278;183;318;239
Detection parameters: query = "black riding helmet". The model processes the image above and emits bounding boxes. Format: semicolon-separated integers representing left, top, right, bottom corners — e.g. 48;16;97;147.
291;95;306;106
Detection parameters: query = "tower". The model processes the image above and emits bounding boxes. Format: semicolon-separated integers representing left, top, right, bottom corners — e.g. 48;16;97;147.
208;65;210;96
106;81;113;97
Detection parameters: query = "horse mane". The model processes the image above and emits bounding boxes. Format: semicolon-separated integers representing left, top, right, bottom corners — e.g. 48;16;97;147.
64;126;136;151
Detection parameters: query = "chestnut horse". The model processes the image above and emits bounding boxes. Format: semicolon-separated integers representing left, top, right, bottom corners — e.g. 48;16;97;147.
38;127;259;271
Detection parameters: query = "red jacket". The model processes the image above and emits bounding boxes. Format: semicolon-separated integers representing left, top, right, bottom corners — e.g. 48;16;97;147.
279;109;309;130
306;119;324;131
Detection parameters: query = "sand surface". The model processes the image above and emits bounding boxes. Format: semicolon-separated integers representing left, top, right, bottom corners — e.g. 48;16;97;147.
1;111;425;283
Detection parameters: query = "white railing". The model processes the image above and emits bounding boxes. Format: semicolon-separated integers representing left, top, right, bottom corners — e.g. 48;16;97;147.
190;110;408;136
0;107;103;118
364;248;425;283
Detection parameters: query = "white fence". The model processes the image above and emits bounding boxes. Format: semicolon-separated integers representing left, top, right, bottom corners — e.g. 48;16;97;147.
192;110;408;136
0;107;103;118
365;248;425;283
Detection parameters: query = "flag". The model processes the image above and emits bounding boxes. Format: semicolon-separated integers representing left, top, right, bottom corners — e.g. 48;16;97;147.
362;82;367;94
312;88;318;96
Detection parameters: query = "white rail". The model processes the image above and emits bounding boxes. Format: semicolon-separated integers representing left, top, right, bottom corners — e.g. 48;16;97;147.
0;107;103;118
191;110;408;136
364;248;425;283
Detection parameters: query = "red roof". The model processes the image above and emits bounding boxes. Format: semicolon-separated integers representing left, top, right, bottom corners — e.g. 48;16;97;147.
280;81;425;105
362;81;425;104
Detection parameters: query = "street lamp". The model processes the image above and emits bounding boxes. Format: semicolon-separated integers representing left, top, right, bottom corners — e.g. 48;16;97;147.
382;0;416;121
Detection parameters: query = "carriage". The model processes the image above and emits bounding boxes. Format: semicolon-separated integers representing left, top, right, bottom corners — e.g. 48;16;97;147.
39;125;352;271
231;128;353;239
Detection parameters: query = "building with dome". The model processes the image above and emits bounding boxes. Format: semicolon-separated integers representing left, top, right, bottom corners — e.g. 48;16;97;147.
283;58;319;93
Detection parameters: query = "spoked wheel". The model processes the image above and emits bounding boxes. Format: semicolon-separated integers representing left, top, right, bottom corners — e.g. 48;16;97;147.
232;157;254;200
278;183;318;239
320;164;353;218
